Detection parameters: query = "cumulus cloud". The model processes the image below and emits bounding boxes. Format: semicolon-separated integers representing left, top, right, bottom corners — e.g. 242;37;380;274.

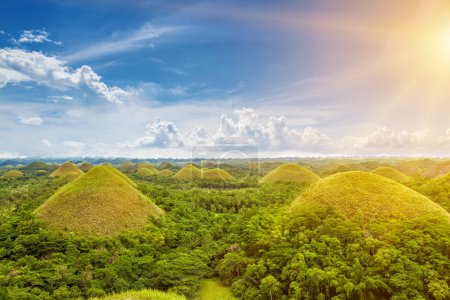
18;116;43;126
0;49;128;103
13;29;61;45
42;139;52;147
130;118;184;148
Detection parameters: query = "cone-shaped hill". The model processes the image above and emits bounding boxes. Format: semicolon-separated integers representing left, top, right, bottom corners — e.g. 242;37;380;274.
50;162;83;178
119;161;136;173
174;164;234;181
136;167;156;177
1;170;24;179
289;171;449;224
260;163;320;185
36;166;162;236
79;162;94;172
418;172;450;212
159;169;174;177
370;167;411;183
134;162;159;174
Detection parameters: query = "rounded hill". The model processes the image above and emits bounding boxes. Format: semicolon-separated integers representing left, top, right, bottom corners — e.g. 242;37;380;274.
370;167;411;183
1;170;24;179
174;164;234;181
135;162;159;174
136;167;156;177
159;169;174;177
423;160;450;178
36;166;162;236
201;168;234;180
260;163;320;185
49;162;83;178
174;164;202;180
290;171;449;224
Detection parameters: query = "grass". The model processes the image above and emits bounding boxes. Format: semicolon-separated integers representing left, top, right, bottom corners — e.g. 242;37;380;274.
260;163;320;185
1;170;24;179
89;289;186;300
370;167;411;183
49;162;84;178
198;279;237;300
119;161;136;173
290;171;450;224
36;166;162;236
79;162;94;172
201;168;234;181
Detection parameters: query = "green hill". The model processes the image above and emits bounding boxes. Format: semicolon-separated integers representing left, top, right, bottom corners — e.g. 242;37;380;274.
79;162;94;172
159;169;174;177
260;163;320;185
135;162;159;174
119;161;136;173
370;167;411;183
90;289;186;300
136;167;156;177
25;161;52;171
290;171;449;224
397;159;436;175
159;161;175;169
201;168;234;181
174;164;202;180
36;166;162;236
174;164;234;181
1;170;24;179
49;162;83;178
418;172;450;212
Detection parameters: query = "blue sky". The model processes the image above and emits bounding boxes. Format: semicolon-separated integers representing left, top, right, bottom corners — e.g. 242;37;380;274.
0;0;449;158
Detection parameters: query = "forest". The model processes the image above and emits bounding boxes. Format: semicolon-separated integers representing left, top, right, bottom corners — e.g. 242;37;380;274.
0;158;449;300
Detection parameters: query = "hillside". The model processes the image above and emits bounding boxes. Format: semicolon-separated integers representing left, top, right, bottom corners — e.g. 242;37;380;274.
136;167;156;177
174;164;202;180
135;162;159;174
260;163;320;185
290;171;449;224
370;166;411;183
159;169;174;177
423;160;450;178
36;166;162;236
201;168;234;181
79;162;94;172
1;170;24;179
417;172;450;212
174;164;234;181
49;162;83;178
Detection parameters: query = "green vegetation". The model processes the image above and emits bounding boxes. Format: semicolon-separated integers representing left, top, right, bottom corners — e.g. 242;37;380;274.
49;162;84;178
135;162;159;174
198;279;237;300
290;171;449;223
90;289;187;300
174;164;202;180
1;170;24;179
423;160;450;178
370;166;411;183
160;169;174;177
259;163;320;185
174;164;234;181
0;158;449;300
36;166;162;236
201;168;235;181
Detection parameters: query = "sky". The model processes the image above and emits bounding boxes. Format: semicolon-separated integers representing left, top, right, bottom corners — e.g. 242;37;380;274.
0;0;450;158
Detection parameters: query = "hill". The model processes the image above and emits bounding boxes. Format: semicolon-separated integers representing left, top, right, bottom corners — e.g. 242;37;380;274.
397;159;436;175
290;171;449;224
201;168;235;181
24;161;54;171
79;162;94;172
49;162;83;178
119;161;136;173
90;289;186;300
423;160;450;178
35;166;162;236
174;164;234;181
135;162;159;174
174;164;202;180
1;170;24;179
136;167;156;177
417;172;450;212
260;163;320;185
159;161;175;169
370;167;411;183
159;169;174;177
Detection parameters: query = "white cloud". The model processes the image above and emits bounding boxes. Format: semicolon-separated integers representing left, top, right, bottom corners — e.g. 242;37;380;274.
48;95;73;101
18;116;43;126
129;118;184;148
13;29;61;45
0;49;128;103
42;139;52;147
64;23;181;62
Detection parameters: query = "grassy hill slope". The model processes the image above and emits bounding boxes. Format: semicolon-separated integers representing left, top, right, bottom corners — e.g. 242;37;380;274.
1;170;24;179
49;162;83;178
290;171;449;224
90;289;186;300
370;166;411;183
260;163;320;185
36;166;162;236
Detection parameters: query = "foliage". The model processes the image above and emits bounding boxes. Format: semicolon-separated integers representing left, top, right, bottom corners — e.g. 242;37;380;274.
259;163;320;185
